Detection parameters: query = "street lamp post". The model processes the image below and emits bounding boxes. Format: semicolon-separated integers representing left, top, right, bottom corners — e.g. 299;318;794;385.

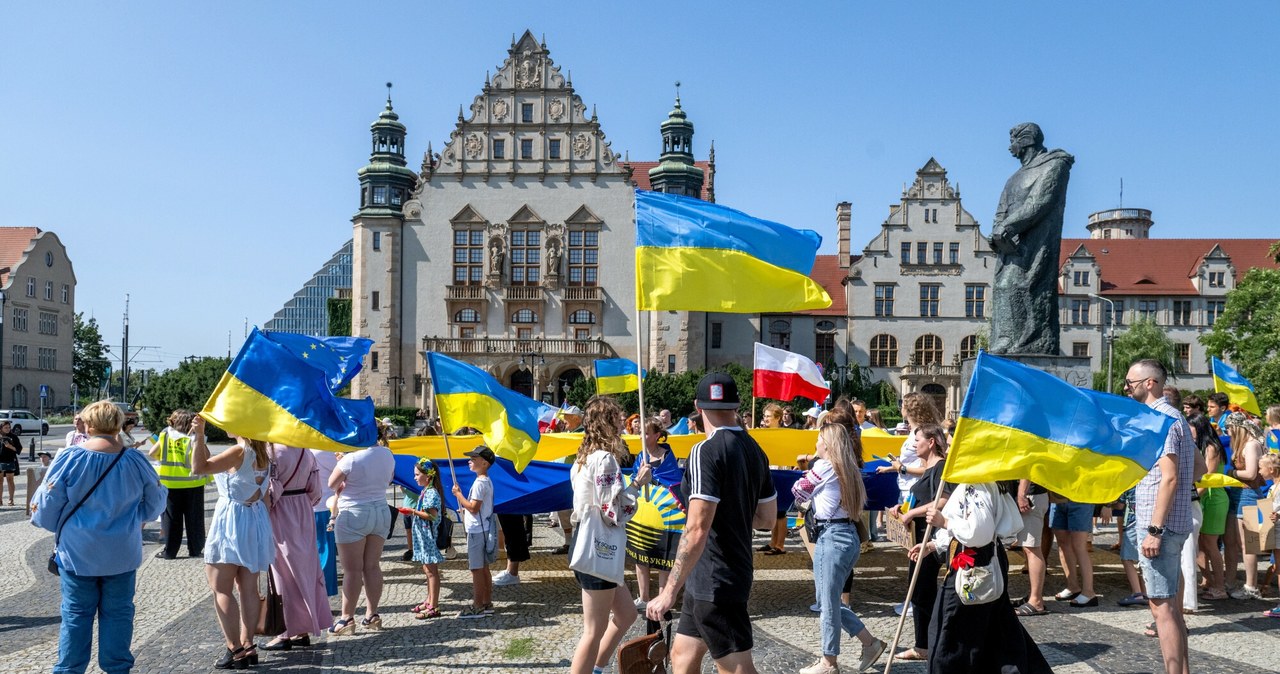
1090;294;1116;393
0;287;6;409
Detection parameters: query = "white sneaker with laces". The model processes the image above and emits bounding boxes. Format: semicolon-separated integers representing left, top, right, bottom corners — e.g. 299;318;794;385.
1230;585;1262;600
858;639;887;672
493;570;520;587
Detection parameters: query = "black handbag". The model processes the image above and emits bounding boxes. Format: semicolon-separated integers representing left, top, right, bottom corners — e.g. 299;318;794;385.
48;449;127;575
435;512;454;550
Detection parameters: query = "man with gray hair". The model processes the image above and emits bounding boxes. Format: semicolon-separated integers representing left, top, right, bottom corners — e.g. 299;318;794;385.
1124;358;1204;674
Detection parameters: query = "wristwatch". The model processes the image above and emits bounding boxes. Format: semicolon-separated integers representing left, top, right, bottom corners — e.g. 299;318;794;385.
1147;525;1166;536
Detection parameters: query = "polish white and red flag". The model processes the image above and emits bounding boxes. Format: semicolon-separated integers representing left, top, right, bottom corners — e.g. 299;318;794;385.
752;342;830;404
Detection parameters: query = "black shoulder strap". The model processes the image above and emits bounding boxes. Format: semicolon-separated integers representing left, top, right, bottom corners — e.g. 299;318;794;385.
54;449;128;548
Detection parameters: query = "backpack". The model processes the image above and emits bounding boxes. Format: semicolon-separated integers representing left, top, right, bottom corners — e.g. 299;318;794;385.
436;512;455;551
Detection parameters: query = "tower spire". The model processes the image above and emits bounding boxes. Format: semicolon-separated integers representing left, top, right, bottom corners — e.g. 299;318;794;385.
648;83;704;198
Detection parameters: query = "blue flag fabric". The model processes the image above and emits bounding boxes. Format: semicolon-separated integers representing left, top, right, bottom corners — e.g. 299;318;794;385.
264;332;372;392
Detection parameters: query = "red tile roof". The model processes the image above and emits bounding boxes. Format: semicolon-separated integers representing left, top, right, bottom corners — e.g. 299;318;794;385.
1060;238;1278;295
0;227;41;289
793;254;848;316
621;160;713;201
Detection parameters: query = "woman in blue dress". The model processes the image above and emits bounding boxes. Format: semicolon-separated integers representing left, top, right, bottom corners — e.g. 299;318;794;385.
191;416;276;669
400;458;446;618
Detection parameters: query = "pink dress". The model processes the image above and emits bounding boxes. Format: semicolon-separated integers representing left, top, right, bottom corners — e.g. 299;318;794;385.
268;446;332;636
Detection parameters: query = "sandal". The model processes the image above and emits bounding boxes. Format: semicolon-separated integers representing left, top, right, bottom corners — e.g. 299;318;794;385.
1199;588;1228;601
894;648;928;661
762;547;787;555
1053;589;1081;602
1143;622;1158;638
360;614;383;630
410;600;432;614
414;606;442;619
329;616;356;636
1014;603;1049;616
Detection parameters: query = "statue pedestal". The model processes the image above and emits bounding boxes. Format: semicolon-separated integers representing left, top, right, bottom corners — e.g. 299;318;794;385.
961;353;1093;392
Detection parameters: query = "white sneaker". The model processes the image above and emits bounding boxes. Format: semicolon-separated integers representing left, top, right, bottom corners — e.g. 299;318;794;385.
858;639;887;672
493;570;520;587
892;603;913;617
809;602;821;612
634;598;647;611
1229;585;1262;600
799;659;839;674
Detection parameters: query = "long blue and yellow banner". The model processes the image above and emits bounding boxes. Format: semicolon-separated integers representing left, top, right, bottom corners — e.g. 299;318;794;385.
943;352;1175;503
1211;356;1261;417
634;189;831;312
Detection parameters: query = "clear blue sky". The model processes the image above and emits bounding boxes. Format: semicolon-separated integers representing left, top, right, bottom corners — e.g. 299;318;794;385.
2;2;1276;371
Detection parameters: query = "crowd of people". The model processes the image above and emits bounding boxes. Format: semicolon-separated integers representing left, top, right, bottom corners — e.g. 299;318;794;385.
22;361;1280;673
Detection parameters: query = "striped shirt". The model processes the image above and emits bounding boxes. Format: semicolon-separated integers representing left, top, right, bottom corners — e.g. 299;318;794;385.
1135;397;1195;535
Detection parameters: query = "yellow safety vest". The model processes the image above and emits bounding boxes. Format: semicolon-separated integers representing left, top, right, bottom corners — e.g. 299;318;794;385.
155;430;211;489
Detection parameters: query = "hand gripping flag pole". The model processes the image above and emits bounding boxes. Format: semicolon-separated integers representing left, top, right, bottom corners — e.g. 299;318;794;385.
881;476;949;674
424;354;458;487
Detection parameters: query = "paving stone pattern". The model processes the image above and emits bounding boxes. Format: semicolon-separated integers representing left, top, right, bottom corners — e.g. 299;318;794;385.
2;482;1277;673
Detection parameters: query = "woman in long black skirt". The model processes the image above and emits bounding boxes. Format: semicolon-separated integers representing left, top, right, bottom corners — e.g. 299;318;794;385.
911;482;1053;673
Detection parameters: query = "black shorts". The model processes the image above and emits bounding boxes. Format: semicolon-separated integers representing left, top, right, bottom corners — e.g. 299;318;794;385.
0;462;17;475
574;570;617;592
676;596;752;660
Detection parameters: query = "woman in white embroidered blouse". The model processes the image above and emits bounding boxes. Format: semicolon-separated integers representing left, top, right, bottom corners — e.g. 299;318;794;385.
569;397;652;674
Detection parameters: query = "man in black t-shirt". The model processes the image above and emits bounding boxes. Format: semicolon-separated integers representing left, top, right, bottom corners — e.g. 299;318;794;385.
647;373;776;673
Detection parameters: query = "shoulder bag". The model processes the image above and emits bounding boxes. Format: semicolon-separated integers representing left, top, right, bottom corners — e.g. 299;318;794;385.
48;449;127;575
619;615;672;674
256;567;287;636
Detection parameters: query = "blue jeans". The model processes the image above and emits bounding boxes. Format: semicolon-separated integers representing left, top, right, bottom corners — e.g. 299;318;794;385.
812;522;868;657
56;570;136;674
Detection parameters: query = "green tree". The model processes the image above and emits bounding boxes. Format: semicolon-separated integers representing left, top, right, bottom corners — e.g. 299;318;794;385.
1200;267;1280;406
139;357;232;441
1093;317;1176;394
327;298;352;337
72;313;110;402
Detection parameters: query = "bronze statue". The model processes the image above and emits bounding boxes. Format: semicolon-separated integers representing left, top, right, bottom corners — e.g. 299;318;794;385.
989;123;1074;355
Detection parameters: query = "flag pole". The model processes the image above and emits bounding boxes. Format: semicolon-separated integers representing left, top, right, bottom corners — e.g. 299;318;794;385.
634;308;648;428
881;487;947;674
424;353;458;487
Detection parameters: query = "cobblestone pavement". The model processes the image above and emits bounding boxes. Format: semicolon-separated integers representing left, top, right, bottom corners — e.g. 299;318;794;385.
3;482;1277;673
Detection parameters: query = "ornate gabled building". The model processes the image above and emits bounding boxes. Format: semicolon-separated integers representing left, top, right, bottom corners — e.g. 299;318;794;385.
351;31;715;407
845;159;995;415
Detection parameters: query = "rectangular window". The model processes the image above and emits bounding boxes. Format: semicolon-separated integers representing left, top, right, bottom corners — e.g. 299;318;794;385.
11;345;26;368
900;242;911;262
61;284;69;304
38;347;56;371
12;308;27;332
372;185;387;205
371;351;379;371
1172;300;1193;326
453;230;485;286
1073;270;1090;287
874;284;895;317
517;327;532;341
371;291;380;310
521;103;533;123
1103;299;1124;326
1137;300;1159;321
916;242;928;265
1072;342;1090;358
39;311;57;336
567;229;598;287
509;230;542;286
1206;300;1225;326
919;284;940;317
667;354;677;373
520;138;533;159
44;281;52;300
815;332;835;365
1174;343;1191;374
390;189;402;206
949;242;959;265
1071;298;1090;325
460;326;475;340
492;139;505;159
549;139;561;159
26;277;35;297
711;321;723;349
931;208;938;223
932;242;943;265
965;285;986;318
1208;271;1225;288
372;231;381;251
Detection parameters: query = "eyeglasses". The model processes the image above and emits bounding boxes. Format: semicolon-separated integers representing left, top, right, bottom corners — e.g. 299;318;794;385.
1123;377;1154;389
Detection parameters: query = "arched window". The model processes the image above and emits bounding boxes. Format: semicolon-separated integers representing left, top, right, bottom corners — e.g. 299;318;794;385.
512;309;538;324
869;335;898;368
454;308;480;323
914;334;943;365
960;335;979;360
769;319;791;350
568;309;595;324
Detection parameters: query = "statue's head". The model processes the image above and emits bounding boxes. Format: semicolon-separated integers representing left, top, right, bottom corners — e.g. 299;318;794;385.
1009;123;1045;161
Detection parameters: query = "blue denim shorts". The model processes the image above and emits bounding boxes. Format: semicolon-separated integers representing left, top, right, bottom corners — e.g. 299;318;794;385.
1139;530;1189;599
1120;523;1140;563
1049;501;1092;533
1236;485;1268;517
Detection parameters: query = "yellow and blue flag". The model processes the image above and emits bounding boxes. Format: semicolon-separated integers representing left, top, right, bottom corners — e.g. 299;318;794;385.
426;352;542;471
634;190;832;312
1211;357;1261;417
264;331;372;392
594;358;645;395
943;352;1175;503
201;328;378;452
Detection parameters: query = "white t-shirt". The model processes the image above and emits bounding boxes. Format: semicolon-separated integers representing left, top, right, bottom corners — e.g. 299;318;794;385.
311;449;340;513
897;434;921;493
463;475;494;533
806;459;850;520
335;445;395;508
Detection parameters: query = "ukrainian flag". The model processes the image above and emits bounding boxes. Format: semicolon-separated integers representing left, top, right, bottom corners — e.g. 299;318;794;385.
426;352;542;471
635;190;831;312
943;352;1175;503
594;358;645;395
201;329;378;452
1211;357;1261;417
264;331;372;392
